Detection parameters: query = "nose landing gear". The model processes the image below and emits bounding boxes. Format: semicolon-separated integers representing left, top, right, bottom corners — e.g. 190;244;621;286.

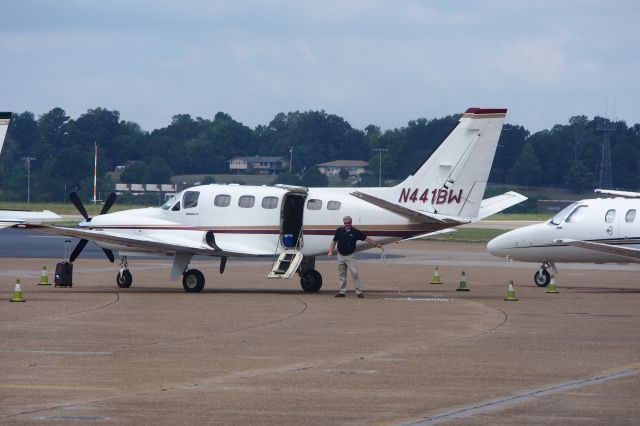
116;256;133;288
534;262;556;287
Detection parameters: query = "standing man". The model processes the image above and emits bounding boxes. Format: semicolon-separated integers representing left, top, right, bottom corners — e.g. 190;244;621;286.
328;215;382;298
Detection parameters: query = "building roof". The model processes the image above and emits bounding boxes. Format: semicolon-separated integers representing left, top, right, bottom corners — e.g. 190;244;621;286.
228;156;286;163
316;160;369;167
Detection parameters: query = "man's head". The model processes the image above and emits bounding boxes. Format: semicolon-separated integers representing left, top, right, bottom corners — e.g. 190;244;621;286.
343;216;352;230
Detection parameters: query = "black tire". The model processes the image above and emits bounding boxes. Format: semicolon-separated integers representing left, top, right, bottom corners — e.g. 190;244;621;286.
116;270;133;288
300;269;323;292
182;269;205;292
534;269;551;287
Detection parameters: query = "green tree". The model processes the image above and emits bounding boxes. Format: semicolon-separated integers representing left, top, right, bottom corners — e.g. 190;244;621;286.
508;142;542;188
301;168;328;187
564;161;595;193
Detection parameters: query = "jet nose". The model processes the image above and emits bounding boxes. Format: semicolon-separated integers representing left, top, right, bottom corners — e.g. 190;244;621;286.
487;233;510;258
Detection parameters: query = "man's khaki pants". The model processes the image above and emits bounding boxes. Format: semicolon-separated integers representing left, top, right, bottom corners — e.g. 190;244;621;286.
337;253;362;294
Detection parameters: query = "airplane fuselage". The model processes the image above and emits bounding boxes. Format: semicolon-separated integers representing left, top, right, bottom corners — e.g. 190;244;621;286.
488;197;640;264
90;184;459;257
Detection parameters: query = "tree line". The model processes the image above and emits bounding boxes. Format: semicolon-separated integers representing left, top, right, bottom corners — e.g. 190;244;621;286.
1;106;639;203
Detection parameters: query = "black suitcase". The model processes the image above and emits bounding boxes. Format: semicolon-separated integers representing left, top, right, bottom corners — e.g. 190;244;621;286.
55;239;73;287
54;262;73;287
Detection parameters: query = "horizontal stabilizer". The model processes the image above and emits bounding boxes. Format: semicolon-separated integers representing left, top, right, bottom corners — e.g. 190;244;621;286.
350;191;463;225
554;238;640;261
474;191;527;221
594;189;640;198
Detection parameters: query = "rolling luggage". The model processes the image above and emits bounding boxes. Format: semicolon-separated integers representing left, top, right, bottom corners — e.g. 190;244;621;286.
54;239;73;287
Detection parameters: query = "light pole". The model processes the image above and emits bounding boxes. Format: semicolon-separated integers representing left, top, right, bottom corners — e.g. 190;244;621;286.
372;148;388;187
21;156;37;204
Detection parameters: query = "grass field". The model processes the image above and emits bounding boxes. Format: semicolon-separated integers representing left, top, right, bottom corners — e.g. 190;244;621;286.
423;228;507;243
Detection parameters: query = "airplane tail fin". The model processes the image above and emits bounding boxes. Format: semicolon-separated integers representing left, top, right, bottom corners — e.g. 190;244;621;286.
0;112;11;154
388;108;507;219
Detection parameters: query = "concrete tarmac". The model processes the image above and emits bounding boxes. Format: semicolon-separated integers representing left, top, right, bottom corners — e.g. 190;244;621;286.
1;240;639;425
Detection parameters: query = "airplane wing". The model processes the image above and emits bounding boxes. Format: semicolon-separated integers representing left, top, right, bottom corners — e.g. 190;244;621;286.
554;238;640;261
474;191;528;221
349;191;463;225
13;224;274;257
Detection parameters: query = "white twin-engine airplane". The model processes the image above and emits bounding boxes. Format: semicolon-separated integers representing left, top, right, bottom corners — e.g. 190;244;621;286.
488;189;640;287
16;108;525;292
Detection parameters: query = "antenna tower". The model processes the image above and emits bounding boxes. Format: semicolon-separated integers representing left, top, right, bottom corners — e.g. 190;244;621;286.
597;119;615;189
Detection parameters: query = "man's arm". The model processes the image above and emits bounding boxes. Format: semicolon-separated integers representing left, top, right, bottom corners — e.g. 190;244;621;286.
328;240;337;256
365;236;382;248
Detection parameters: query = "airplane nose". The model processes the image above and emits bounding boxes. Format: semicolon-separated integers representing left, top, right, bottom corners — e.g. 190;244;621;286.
487;233;510;257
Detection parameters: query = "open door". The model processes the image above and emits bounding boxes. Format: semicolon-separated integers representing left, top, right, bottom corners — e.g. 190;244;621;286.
280;191;306;249
268;190;307;279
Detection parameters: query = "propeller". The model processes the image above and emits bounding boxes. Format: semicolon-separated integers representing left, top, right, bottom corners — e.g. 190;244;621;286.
68;191;117;263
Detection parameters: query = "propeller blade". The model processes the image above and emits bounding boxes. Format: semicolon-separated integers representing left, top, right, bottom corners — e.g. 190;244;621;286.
220;256;227;274
69;239;89;262
69;192;90;221
100;192;117;215
102;248;115;263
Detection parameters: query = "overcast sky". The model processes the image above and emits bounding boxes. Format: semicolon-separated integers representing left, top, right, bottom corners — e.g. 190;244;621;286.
2;1;639;133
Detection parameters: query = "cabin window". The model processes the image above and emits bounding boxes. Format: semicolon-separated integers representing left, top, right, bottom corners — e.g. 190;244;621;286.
262;196;279;209
307;199;322;210
238;195;255;208
565;205;587;223
171;202;180;211
214;194;231;207
183;191;199;209
605;209;616;223
327;200;341;210
626;209;636;223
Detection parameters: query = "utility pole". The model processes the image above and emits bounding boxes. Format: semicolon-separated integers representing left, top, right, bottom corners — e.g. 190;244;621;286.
289;146;293;173
372;148;388;187
21;156;37;204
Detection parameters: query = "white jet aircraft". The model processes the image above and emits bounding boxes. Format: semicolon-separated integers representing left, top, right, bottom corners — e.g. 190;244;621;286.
0;112;61;227
16;108;525;292
487;189;640;286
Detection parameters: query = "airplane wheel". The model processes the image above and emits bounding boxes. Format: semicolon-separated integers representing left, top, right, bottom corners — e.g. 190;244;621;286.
116;270;133;288
534;269;551;287
300;269;322;292
183;269;205;292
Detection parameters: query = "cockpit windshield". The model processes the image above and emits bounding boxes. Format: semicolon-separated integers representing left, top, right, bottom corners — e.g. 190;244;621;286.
549;202;579;225
161;191;183;210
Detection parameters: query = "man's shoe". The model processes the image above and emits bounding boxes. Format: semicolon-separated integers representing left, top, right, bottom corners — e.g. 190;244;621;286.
335;292;346;298
357;293;364;298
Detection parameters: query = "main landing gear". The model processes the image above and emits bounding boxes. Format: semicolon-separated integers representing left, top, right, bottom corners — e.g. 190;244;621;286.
115;255;206;293
182;269;205;292
298;256;323;292
534;262;556;287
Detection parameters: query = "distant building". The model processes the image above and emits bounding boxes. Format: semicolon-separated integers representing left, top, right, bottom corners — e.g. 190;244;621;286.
316;160;369;177
115;183;178;199
228;156;289;175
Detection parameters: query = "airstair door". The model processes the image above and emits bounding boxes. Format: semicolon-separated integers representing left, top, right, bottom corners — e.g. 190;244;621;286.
267;190;307;279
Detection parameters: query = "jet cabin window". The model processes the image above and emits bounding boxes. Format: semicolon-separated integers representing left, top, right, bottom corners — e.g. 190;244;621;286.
605;209;616;223
307;199;322;210
261;196;278;209
626;209;636;223
214;194;231;207
238;195;255;208
565;205;588;223
183;191;199;209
